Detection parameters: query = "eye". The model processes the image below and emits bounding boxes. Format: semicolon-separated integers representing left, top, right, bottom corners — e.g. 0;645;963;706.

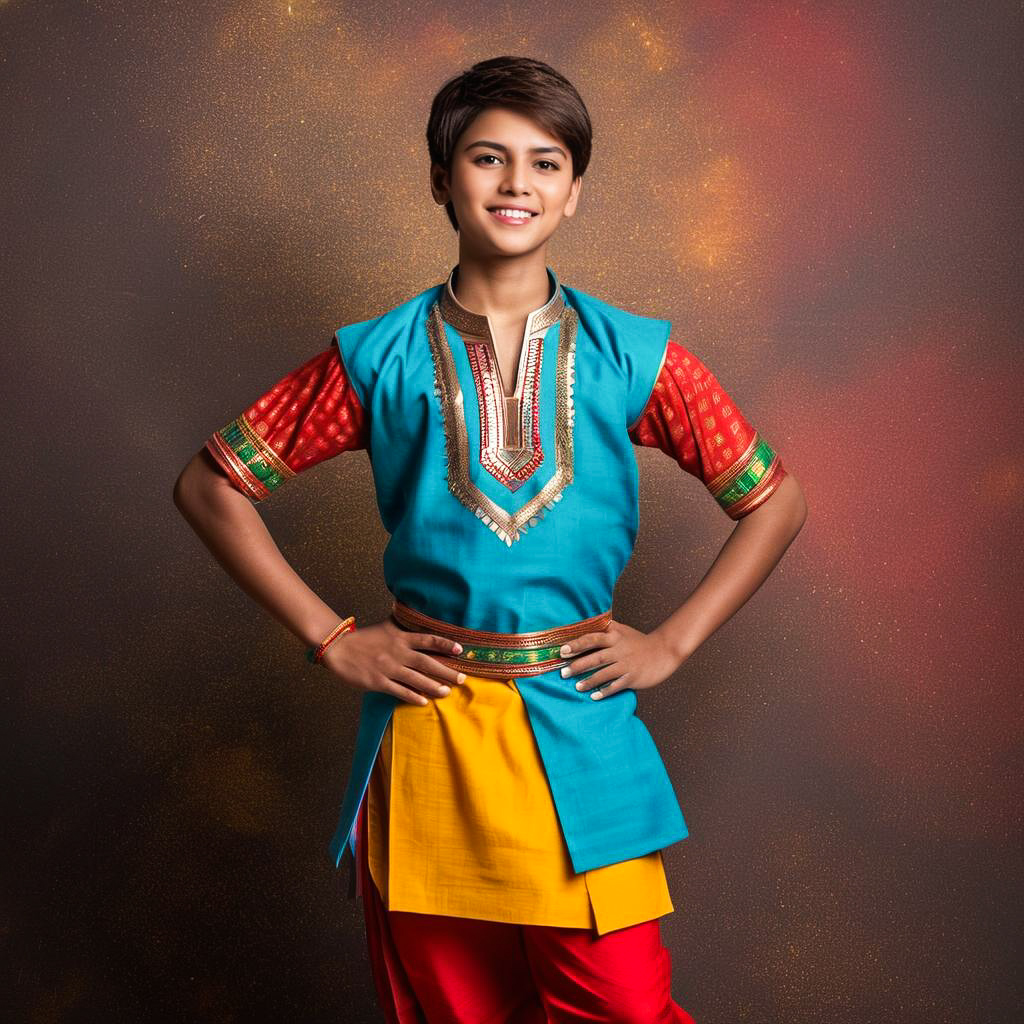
472;155;560;171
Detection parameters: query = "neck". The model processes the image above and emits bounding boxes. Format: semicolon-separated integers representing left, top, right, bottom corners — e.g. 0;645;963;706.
451;249;552;328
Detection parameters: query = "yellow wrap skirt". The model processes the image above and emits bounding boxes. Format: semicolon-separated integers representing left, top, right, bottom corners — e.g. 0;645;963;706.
366;669;675;937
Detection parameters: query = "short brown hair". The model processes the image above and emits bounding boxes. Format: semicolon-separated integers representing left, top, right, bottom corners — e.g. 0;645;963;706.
426;56;593;232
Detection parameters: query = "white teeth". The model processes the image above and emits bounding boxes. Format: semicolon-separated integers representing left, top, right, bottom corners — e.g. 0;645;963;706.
492;208;533;219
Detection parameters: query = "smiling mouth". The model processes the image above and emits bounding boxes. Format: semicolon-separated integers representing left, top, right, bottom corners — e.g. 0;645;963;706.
487;207;539;225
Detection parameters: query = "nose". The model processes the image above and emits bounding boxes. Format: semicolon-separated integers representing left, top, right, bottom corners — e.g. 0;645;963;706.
500;156;531;195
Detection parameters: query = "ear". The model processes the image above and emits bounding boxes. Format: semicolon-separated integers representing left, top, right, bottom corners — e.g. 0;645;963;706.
429;162;450;206
562;175;583;219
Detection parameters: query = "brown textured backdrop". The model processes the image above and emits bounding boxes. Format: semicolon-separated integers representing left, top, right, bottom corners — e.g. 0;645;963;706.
3;1;1021;1021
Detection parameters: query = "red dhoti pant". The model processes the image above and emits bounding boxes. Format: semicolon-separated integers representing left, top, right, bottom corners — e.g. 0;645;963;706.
355;800;697;1024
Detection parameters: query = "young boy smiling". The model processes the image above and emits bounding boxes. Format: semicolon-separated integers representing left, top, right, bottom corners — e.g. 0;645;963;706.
175;55;806;1023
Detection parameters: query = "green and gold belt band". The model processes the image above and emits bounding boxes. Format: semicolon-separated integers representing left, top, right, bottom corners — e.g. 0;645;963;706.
390;600;612;678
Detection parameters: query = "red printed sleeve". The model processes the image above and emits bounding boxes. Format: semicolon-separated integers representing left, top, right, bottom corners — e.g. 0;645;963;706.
628;340;787;519
204;340;368;501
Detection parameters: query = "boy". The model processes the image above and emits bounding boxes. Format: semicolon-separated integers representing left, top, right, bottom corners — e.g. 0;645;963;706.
174;56;806;1023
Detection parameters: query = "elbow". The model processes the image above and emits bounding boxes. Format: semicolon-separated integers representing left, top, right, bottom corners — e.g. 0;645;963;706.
173;449;219;516
782;471;808;534
172;462;198;518
172;465;188;510
793;496;808;537
172;480;197;521
745;469;806;534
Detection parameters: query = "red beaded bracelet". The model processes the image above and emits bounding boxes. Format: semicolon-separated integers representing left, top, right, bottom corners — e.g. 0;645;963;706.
305;616;356;665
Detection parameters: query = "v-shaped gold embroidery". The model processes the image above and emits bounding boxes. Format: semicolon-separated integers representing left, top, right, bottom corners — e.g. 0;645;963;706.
438;265;566;491
427;300;578;546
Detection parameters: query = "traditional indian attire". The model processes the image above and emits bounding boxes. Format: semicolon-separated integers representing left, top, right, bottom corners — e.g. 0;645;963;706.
205;264;786;1022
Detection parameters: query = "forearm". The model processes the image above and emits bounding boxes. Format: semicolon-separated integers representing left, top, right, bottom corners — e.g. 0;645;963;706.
172;449;345;650
652;472;808;661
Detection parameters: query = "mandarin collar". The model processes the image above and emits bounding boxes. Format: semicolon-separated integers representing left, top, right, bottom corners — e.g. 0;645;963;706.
439;264;565;339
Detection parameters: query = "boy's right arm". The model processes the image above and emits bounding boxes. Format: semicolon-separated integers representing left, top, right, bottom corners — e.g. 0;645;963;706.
173;446;346;653
172;344;465;705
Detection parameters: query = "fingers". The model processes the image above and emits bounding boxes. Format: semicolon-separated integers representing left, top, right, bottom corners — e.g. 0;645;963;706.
407;631;465;659
590;673;629;699
560;644;611;681
561;645;623;699
385;634;470;705
395;661;467;701
558;628;613;659
399;633;468;688
407;648;467;688
573;670;629;700
383;681;434;706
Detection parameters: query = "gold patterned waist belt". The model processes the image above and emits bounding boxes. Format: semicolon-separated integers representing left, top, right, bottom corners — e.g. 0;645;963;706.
390;600;612;678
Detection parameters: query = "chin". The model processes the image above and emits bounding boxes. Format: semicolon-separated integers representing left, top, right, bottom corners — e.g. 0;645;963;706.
473;231;537;254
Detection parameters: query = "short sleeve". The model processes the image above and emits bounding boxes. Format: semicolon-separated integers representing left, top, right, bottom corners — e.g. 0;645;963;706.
628;340;787;519
204;339;368;501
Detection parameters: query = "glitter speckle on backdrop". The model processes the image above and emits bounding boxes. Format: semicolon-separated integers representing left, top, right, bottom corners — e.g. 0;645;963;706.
2;1;1021;1021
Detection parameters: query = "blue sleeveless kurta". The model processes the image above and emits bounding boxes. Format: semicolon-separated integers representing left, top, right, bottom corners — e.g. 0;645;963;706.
327;266;689;875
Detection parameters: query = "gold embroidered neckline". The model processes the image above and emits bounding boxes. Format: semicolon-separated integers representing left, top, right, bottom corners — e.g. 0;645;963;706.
438;265;566;401
426;299;579;545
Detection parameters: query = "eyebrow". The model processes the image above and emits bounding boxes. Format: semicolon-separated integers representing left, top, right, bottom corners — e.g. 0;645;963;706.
464;139;568;160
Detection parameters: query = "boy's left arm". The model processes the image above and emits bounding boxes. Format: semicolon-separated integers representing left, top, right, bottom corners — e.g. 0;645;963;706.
650;469;806;666
635;340;807;661
563;340;807;697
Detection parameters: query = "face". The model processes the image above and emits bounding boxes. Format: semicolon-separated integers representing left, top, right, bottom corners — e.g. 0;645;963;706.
431;106;582;255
